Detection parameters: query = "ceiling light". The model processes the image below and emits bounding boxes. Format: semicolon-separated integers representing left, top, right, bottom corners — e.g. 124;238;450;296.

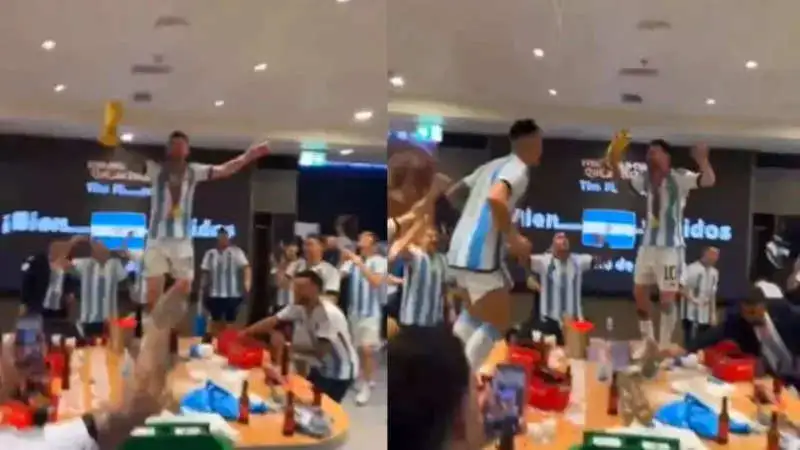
253;63;268;72
41;40;56;51
339;148;354;155
53;84;66;93
121;133;134;143
336;0;350;3
548;89;558;96
745;60;759;70
214;100;225;107
533;48;545;58
354;109;373;121
705;98;716;106
389;75;405;88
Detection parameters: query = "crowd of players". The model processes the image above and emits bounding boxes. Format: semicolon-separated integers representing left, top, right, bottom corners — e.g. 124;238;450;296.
388;119;800;450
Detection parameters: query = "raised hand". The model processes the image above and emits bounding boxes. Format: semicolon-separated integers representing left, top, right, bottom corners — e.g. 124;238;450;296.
691;144;710;164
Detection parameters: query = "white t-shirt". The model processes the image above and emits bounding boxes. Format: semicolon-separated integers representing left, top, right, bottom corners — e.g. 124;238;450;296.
0;417;97;449
296;260;341;294
145;161;212;241
277;300;359;380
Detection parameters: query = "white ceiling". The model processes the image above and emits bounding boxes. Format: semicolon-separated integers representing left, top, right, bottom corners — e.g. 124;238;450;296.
389;0;800;152
0;0;386;159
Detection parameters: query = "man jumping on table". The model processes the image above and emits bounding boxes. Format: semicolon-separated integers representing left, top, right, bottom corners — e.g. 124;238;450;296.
142;131;269;318
609;140;715;349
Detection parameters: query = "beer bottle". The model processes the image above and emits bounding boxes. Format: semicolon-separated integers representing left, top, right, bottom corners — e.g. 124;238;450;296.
238;381;250;425
169;329;179;355
497;422;515;450
772;377;783;401
134;305;143;339
282;390;296;436
60;336;71;391
281;342;292;377
565;365;572;385
766;411;780;450
607;372;619;416
717;397;730;444
312;383;322;407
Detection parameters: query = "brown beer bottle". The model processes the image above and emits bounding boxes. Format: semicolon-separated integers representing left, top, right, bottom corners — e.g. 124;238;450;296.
607;372;619;416
60;336;70;391
497;424;515;450
766;411;780;450
281;342;292;377
772;377;783;401
312;384;322;407
238;381;250;425
565;365;572;385
282;390;296;436
717;397;730;444
169;329;179;355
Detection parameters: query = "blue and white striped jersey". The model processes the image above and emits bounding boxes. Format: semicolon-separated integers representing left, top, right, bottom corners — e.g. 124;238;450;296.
448;154;530;272
630;169;699;248
277;300;359;380
146;161;212;240
274;259;303;307
341;255;388;319
201;246;249;298
73;257;128;323
531;253;593;322
400;249;448;326
680;261;719;324
42;267;66;311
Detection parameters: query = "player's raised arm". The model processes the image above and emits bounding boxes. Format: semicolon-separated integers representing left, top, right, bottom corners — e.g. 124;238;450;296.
208;141;271;180
690;144;716;188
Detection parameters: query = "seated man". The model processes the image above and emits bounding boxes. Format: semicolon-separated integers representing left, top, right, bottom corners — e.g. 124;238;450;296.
666;280;800;389
243;270;357;402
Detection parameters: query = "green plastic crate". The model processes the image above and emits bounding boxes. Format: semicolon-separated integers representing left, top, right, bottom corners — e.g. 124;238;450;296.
568;431;680;450
122;423;234;450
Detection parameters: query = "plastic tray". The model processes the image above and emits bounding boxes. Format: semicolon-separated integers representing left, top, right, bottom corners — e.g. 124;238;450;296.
122;423;234;450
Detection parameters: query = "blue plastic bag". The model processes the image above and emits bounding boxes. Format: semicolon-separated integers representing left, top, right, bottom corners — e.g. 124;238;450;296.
180;381;270;420
654;394;751;440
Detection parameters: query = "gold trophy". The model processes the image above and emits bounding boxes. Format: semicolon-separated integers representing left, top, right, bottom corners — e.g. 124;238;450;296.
98;100;123;148
604;129;631;167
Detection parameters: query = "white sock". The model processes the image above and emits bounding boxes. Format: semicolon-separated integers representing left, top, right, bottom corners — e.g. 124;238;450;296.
639;320;655;341
453;310;481;345
465;323;503;372
658;305;677;347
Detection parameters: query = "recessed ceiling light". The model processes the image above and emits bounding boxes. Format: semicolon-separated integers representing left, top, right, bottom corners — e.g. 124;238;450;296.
389;75;405;88
53;84;66;93
214;100;225;107
533;48;545;58
745;60;759;70
705;98;716;106
120;133;134;143
336;0;350;3
41;40;56;51
340;148;354;155
354;109;373;121
253;63;268;72
548;89;558;96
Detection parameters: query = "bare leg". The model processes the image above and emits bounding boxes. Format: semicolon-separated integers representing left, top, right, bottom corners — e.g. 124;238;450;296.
633;283;654;341
657;291;678;348
145;275;166;313
355;346;376;405
463;288;513;371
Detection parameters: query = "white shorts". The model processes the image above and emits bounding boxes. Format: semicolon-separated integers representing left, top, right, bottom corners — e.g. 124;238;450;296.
634;246;684;292
450;267;511;304
143;238;195;280
349;316;381;348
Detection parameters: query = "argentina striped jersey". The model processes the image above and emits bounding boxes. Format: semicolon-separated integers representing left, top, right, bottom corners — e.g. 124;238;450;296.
400;249;448;326
42;267;66;310
447;154;530;272
146;161;212;240
681;261;719;324
531;253;593;322
201;246;249;297
630;169;699;247
341;255;388;319
274;259;303;307
73;257;128;323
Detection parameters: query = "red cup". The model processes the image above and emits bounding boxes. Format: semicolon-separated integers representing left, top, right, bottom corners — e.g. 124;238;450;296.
528;377;571;411
712;356;756;382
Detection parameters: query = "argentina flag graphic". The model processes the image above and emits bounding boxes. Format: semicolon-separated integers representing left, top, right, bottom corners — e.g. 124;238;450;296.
581;209;637;250
90;211;147;252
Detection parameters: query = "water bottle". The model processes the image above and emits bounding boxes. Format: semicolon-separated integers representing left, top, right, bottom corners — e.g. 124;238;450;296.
597;316;614;381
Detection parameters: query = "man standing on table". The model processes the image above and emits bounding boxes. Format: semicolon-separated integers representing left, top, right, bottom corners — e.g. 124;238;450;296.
608;140;716;350
665;281;800;390
200;227;251;334
680;247;720;343
242;270;358;402
339;231;388;406
530;232;598;345
141;131;269;315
